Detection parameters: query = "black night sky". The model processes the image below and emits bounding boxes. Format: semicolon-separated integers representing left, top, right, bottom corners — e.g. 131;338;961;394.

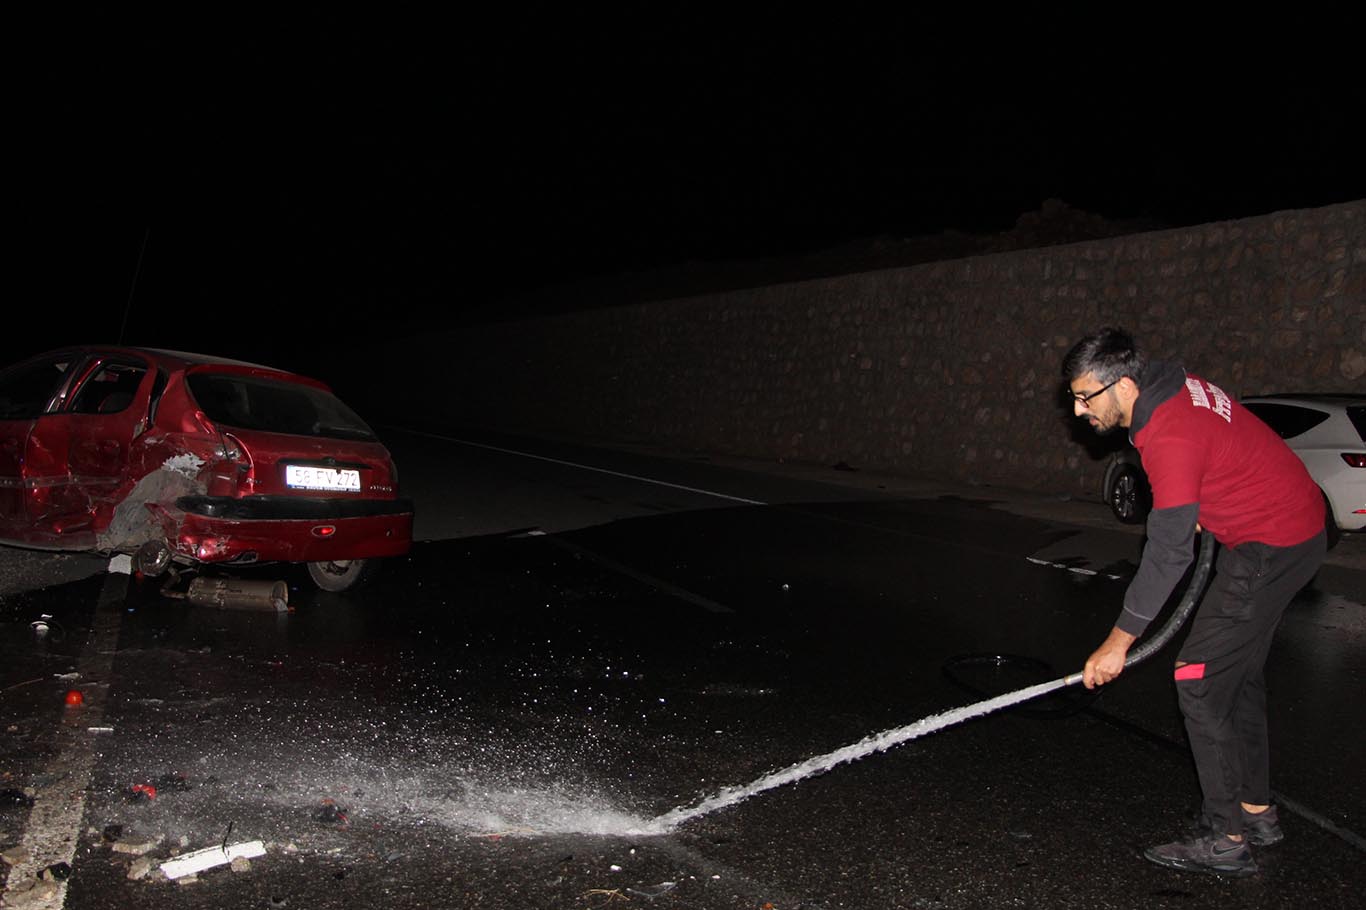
13;13;1364;382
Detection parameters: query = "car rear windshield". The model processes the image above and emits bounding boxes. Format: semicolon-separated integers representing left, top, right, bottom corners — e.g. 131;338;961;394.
188;374;377;441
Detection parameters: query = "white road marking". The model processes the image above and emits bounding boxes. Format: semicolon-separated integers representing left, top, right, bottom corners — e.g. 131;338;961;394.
7;572;127;908
396;430;768;505
1025;556;1124;581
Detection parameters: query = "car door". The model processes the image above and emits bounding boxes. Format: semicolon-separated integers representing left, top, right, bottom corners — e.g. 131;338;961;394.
0;352;83;541
57;355;153;533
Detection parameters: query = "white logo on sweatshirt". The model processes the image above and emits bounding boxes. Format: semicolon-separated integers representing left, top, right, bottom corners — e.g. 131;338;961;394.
1185;378;1232;423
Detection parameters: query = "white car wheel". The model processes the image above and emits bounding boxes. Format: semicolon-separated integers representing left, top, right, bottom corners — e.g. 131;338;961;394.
306;558;371;592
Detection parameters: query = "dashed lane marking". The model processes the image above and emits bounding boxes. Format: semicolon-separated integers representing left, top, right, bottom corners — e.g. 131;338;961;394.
1025;556;1124;581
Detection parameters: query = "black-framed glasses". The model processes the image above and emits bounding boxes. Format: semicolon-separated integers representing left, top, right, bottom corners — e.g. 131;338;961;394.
1072;377;1119;407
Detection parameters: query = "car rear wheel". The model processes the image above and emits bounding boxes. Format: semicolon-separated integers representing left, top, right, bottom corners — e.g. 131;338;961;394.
1107;463;1151;524
306;558;372;592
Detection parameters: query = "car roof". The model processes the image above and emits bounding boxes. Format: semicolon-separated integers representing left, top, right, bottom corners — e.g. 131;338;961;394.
1241;393;1365;406
14;345;320;384
132;347;286;370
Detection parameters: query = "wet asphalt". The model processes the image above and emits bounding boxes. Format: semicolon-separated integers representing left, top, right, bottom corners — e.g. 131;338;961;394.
1;427;1363;909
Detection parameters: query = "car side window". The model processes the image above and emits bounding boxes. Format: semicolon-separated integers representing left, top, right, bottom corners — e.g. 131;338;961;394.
69;360;149;415
1243;403;1330;440
0;354;78;419
1346;406;1365;443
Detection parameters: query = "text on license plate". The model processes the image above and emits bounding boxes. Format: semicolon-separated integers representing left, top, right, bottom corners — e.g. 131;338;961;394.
285;465;361;491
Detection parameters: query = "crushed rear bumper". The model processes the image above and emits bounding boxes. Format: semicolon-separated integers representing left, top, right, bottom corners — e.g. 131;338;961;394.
169;495;413;563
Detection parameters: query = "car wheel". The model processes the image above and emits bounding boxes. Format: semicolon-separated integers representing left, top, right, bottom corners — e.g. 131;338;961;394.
134;540;173;577
306;558;372;592
1107;464;1150;524
1322;490;1341;551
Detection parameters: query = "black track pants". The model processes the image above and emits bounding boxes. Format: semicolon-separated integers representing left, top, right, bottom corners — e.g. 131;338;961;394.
1174;531;1326;837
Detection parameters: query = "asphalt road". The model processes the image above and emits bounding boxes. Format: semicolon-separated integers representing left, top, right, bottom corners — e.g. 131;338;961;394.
1;427;1363;909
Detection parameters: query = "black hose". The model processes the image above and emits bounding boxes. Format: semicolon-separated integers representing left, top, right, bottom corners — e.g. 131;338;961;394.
1121;530;1217;670
942;531;1218;706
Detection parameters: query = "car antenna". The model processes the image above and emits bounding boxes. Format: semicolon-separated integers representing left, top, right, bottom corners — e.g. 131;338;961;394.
117;227;151;344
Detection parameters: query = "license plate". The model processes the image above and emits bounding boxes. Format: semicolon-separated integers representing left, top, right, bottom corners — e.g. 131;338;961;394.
285;465;361;492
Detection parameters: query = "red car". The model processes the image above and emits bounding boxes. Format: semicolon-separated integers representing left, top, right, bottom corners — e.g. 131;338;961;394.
0;346;412;591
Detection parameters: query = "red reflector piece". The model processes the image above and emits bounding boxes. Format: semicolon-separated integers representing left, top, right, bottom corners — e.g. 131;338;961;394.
1174;663;1206;681
311;525;336;538
1341;453;1366;468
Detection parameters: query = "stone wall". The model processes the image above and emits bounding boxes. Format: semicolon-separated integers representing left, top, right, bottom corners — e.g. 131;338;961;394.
374;200;1364;499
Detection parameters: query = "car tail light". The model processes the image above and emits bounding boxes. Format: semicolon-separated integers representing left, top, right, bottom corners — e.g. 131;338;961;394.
1342;453;1366;468
311;525;336;538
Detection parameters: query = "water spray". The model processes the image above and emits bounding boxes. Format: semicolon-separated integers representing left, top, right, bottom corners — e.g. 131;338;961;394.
647;533;1216;832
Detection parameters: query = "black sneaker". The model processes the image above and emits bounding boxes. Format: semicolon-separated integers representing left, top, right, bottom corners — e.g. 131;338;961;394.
1241;805;1283;846
1143;834;1257;877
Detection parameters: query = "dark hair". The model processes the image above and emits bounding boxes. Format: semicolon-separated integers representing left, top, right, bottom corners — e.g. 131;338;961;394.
1061;327;1147;384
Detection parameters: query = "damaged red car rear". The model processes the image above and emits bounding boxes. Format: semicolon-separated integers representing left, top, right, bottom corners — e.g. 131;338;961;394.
0;346;412;591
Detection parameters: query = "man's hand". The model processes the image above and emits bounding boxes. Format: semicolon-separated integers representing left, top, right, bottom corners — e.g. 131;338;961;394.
1083;627;1138;689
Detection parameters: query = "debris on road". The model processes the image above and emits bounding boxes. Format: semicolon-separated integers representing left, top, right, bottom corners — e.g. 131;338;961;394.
313;798;349;826
2;845;31;866
127;783;158;802
126;856;158;881
164;576;290;612
112;834;162;856
627;880;679;900
159;840;266;880
37;862;71;881
29;615;54;641
3;876;59;905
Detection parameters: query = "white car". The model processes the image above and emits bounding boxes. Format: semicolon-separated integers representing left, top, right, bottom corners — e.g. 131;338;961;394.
1241;395;1365;546
1101;394;1364;547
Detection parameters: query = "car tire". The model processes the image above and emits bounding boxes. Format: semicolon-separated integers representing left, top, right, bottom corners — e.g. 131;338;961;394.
1107;463;1151;524
306;558;372;592
134;540;173;577
1322;490;1341;551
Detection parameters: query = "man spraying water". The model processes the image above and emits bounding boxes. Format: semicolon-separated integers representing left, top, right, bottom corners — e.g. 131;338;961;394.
1062;327;1325;877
